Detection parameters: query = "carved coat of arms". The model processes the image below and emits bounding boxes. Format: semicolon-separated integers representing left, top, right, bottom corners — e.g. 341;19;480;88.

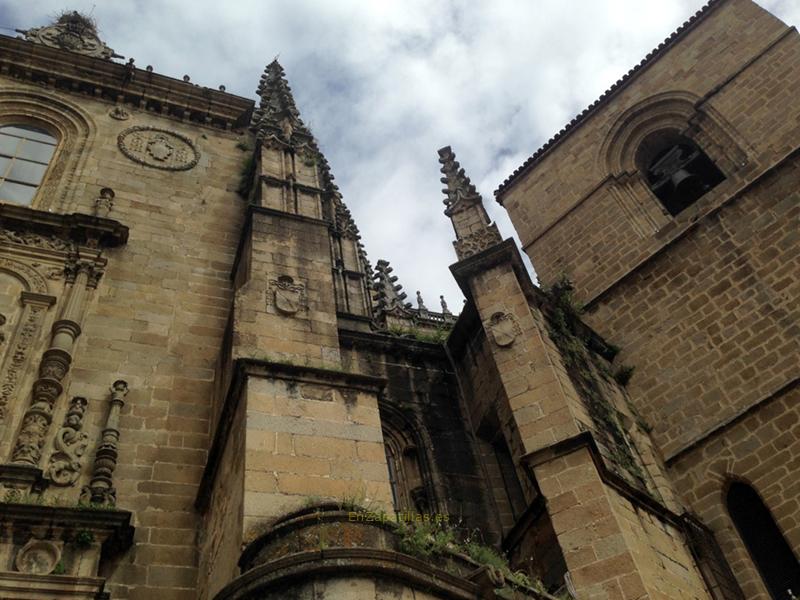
269;275;306;316
118;126;199;171
487;312;521;348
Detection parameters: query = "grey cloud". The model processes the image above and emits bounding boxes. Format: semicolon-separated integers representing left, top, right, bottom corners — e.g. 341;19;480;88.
2;0;796;308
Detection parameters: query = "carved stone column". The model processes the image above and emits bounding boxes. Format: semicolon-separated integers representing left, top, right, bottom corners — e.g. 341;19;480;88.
9;260;101;469
82;380;128;506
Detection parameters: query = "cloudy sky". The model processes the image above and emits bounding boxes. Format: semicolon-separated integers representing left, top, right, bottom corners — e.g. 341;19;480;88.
1;1;797;312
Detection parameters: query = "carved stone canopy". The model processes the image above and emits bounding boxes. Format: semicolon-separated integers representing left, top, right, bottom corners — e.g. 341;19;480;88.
17;12;121;61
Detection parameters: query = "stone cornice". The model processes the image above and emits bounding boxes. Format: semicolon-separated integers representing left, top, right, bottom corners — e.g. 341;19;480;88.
339;328;452;360
0;204;128;248
0;34;253;131
218;548;485;600
0;502;134;556
0;571;108;599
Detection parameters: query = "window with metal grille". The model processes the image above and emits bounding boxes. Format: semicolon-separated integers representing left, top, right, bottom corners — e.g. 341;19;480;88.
0;125;57;205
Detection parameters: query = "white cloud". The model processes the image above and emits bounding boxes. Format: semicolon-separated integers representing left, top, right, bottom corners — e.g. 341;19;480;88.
1;0;796;310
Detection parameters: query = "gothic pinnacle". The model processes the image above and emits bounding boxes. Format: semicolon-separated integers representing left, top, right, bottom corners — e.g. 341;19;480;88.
437;146;502;260
252;59;312;143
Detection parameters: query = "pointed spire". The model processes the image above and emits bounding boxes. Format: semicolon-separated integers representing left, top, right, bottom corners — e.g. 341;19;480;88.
437;146;502;260
251;59;314;145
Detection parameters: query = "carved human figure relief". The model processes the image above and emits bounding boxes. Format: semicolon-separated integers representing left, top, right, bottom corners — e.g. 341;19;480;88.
15;539;62;575
487;312;521;348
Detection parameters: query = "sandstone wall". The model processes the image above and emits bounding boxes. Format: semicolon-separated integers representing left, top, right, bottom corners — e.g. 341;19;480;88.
0;76;251;599
669;385;800;600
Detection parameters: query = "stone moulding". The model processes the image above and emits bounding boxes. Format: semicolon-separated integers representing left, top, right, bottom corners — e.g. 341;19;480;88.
0;204;129;249
0;571;108;600
0;35;254;132
0;502;134;558
117;126;200;171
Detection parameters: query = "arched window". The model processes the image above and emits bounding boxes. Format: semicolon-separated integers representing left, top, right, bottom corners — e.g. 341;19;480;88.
0;125;57;206
383;426;433;514
727;481;800;599
637;131;724;216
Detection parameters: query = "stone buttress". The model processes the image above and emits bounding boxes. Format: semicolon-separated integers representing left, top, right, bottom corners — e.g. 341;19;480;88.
440;146;729;600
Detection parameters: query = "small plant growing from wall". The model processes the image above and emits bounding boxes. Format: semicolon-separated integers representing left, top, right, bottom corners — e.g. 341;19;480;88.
74;530;95;549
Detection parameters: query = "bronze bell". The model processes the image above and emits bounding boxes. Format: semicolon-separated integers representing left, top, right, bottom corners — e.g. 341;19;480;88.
671;168;703;195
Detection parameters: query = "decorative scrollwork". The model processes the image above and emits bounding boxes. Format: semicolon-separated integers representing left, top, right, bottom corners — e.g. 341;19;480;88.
453;224;503;260
0;305;44;422
47;396;89;486
0;230;72;252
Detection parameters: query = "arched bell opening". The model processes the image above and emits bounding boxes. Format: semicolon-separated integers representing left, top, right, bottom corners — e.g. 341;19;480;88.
636;130;725;216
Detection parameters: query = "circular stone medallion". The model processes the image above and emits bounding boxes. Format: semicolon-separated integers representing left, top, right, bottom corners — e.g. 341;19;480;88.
117;126;199;171
15;539;62;575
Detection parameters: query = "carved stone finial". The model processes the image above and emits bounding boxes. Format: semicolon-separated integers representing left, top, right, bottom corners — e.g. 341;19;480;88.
93;187;115;217
110;379;129;401
17;11;121;60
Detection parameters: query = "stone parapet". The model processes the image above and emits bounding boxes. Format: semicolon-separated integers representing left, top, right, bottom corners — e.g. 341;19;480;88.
216;504;549;600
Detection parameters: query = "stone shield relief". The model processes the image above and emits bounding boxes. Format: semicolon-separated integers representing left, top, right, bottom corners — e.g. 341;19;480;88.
487;312;521;348
117;126;200;171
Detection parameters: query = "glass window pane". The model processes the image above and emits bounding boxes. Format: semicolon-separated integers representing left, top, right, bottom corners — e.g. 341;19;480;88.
0;156;11;177
0;180;36;204
7;159;47;185
0;125;56;144
0;134;20;156
16;140;55;163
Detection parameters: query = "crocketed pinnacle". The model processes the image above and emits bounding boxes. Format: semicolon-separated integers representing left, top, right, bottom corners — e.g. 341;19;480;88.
438;146;484;216
372;260;411;315
251;59;314;143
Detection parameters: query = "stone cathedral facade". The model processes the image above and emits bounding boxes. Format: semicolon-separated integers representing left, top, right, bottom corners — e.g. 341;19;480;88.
0;1;797;599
